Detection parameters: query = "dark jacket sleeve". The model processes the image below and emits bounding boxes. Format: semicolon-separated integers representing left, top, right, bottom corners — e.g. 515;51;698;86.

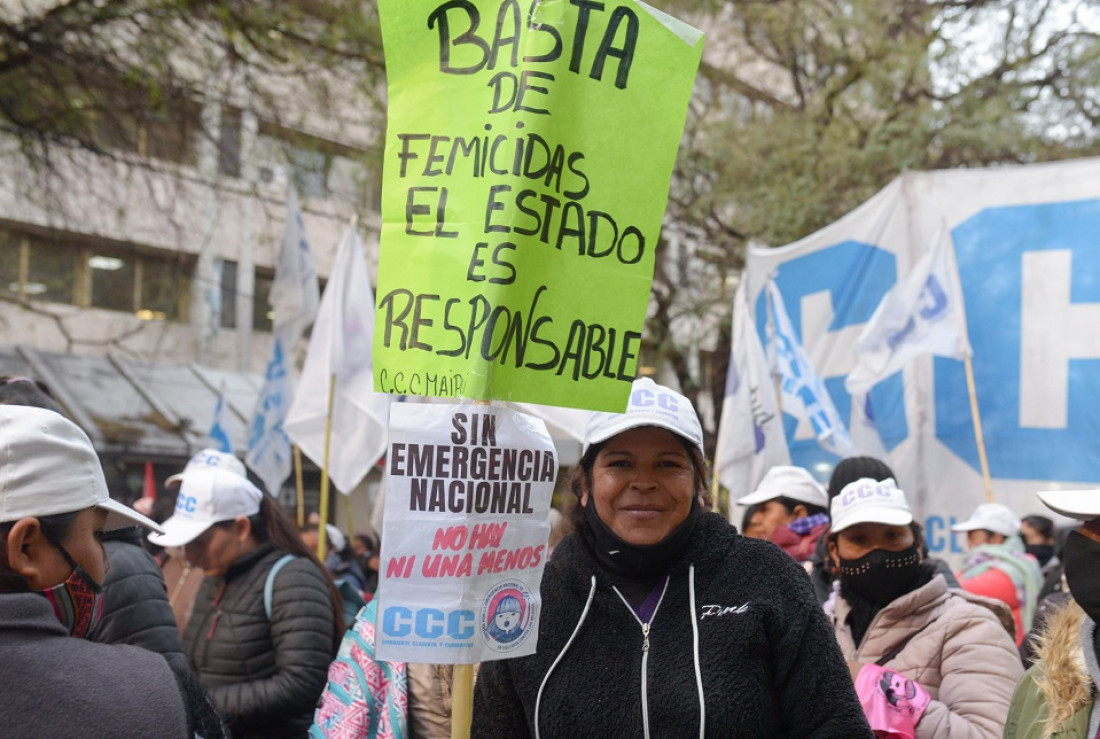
767;552;874;738
206;557;337;731
472;657;532;738
91;538;190;676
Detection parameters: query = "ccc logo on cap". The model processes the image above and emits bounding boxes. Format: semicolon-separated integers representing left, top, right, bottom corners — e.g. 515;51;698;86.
840;481;895;507
631;388;678;412
176;495;198;514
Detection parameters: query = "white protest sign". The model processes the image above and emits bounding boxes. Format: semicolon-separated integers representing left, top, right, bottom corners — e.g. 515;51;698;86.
375;403;557;664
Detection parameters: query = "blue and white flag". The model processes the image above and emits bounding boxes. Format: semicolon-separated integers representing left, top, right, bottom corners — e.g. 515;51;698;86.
247;333;294;496
715;281;789;501
269;186;320;341
209;383;233;453
848;392;889;459
246;186;320;496
766;278;856;458
846;223;972;396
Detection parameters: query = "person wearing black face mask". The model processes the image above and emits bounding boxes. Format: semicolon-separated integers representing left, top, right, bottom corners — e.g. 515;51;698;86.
827;477;1022;739
1005;489;1100;738
473;378;873;738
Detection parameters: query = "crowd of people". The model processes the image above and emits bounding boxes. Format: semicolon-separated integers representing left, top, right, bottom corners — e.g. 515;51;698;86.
2;372;1098;737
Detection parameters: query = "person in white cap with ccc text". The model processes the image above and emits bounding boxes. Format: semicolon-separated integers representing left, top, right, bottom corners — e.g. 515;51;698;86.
0;405;196;738
472;377;873;737
952;502;1043;647
827;477;1022;739
152;463;344;739
156;447;251;634
738;465;830;562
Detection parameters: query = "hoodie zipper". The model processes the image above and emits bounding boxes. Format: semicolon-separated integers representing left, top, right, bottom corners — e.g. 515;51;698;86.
613;577;670;739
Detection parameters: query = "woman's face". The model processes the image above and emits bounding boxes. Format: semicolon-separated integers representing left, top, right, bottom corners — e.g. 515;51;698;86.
749;500;798;540
26;507;109;589
830;521;915;563
582;426;698;546
184;518;251;577
59;507;109;585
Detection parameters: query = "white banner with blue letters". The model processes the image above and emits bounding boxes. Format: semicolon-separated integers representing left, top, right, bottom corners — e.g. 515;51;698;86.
741;156;1100;562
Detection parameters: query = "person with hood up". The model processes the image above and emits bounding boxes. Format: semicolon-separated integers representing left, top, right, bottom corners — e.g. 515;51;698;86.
737;464;830;564
472;377;872;738
952;502;1043;647
1005;487;1100;737
828;477;1022;738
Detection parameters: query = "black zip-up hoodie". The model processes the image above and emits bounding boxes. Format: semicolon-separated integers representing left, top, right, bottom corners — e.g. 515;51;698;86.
473;513;873;738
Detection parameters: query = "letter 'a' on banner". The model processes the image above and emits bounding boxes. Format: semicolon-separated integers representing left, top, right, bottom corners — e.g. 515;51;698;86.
374;403;557;664
372;0;703;413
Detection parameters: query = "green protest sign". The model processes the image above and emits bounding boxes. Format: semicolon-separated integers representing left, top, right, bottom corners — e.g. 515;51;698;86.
374;0;702;412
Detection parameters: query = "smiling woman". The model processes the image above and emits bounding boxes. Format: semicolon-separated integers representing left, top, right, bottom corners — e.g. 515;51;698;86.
472;377;874;738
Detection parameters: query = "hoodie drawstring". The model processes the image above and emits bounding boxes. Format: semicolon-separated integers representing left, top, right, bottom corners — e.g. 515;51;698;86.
535;575;596;739
689;564;705;738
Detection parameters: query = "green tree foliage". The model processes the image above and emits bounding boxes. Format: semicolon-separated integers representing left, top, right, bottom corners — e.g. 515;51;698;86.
647;0;1100;443
0;0;385;171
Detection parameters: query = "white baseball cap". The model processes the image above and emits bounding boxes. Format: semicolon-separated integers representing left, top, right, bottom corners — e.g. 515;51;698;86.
0;406;163;533
830;477;913;533
738;465;828;508
165;448;247;486
951;502;1021;538
1036;489;1100;521
583;378;703;455
149;467;263;547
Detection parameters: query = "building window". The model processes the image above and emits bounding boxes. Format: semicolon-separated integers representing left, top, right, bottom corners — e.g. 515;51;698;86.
218;259;238;329
0;227;188;320
90;254;135;312
254;122;380;210
253;273;274;332
217;260;275;332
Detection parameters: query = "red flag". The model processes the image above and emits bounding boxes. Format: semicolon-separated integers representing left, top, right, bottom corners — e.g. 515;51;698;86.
142;461;156;500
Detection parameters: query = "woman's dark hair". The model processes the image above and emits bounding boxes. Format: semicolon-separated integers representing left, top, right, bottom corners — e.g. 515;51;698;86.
827;456;896;502
247;496;344;649
0;510;81;592
0;375;65;416
1022;515;1055;542
740;504;758;533
567;433;712;534
773;496;828;518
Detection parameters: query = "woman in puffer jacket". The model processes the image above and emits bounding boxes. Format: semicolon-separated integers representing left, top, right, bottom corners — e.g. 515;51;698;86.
150;467;343;738
826;477;1022;738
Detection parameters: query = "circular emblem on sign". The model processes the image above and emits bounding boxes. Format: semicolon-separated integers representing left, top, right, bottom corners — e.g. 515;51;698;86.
480;580;535;653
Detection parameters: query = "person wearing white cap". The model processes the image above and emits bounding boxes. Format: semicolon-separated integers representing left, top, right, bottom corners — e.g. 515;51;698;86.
738;465;830;562
1004;488;1100;738
473;377;873;737
951;502;1043;648
157;447;247;634
826;477;1022;738
0;405;194;738
151;464;344;738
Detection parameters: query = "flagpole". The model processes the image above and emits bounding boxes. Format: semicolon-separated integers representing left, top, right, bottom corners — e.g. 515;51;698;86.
963;356;994;502
294;445;306;528
344;489;355;538
317;373;337;559
450;397;488;739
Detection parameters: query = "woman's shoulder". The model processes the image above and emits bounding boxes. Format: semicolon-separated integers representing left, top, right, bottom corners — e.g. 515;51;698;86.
941;585;1018;639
